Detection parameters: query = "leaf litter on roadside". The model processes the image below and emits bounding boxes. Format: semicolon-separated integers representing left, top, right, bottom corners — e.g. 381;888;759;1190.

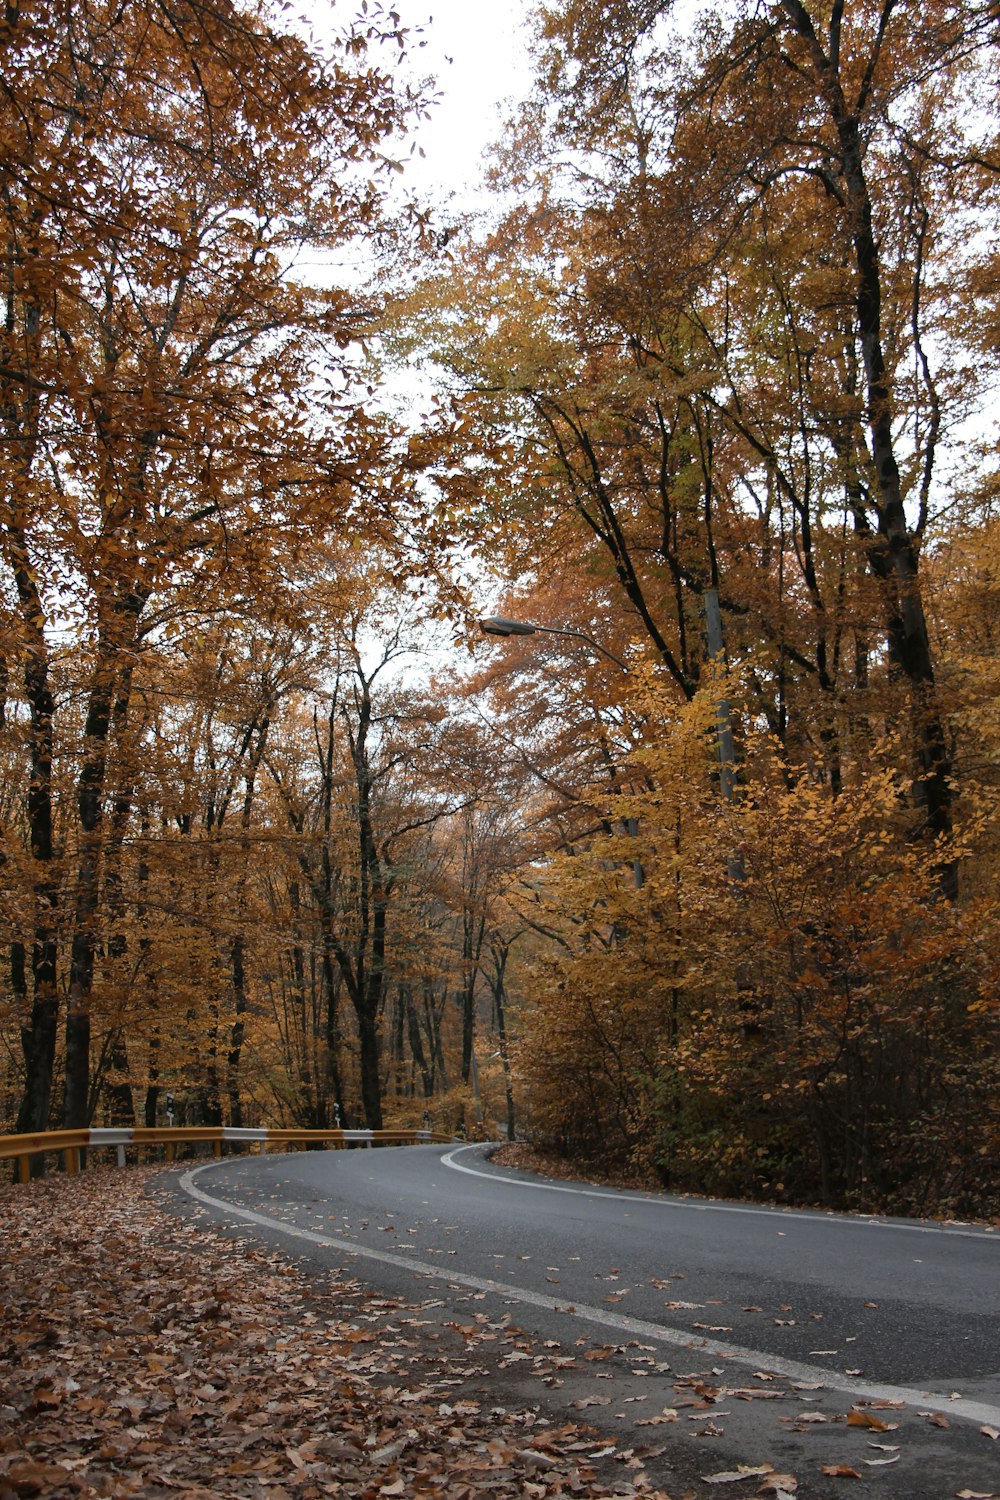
0;1169;678;1499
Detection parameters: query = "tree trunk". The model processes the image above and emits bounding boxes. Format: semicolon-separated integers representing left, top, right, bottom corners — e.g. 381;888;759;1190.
779;0;955;894
65;639;138;1127
406;989;434;1098
492;952;516;1141
226;934;247;1127
356;1002;383;1129
15;632;60;1153
321;947;346;1126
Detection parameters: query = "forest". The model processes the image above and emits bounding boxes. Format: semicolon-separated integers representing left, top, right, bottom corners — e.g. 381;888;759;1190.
1;0;998;1216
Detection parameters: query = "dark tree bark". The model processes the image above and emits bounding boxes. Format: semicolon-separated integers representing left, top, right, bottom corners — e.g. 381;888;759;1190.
776;0;955;892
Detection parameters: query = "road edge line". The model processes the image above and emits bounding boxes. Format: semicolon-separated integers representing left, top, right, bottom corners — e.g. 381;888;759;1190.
176;1157;1000;1429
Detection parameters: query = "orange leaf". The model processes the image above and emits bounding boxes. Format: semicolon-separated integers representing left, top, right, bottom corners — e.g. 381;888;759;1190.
847;1409;892;1431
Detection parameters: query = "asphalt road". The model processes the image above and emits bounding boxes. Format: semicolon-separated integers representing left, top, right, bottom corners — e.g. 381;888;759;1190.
163;1142;1000;1497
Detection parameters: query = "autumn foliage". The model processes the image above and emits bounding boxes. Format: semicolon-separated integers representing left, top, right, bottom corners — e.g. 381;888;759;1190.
2;0;999;1216
513;697;1000;1212
400;0;1000;1212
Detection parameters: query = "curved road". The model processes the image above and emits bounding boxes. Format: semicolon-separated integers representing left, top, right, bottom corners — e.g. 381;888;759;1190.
169;1142;1000;1495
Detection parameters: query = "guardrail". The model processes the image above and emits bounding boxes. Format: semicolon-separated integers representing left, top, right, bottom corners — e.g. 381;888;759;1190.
0;1126;456;1184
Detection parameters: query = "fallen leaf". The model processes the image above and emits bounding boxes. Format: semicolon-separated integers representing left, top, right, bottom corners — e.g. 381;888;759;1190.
0;1462;73;1494
820;1465;862;1478
981;1425;999;1440
0;1169;668;1500
846;1409;894;1431
702;1465;775;1483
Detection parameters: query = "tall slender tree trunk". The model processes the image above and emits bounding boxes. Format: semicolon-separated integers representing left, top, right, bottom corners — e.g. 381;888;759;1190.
15;604;60;1152
406;988;434;1098
780;0;955;894
491;946;516;1141
321;947;346;1125
225;716;270;1127
226;934;247;1127
461;912;486;1085
144;1026;160;1128
65;624;143;1126
356;1000;383;1129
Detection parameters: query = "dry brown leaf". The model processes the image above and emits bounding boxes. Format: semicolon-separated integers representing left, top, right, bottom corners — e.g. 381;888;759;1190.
702;1465;775;1483
0;1461;73;1495
820;1465;862;1478
0;1169;665;1500
846;1408;894;1431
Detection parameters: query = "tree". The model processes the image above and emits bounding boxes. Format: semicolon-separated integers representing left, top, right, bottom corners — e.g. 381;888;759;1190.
386;0;1000;1210
522;0;1000;879
1;0;416;1136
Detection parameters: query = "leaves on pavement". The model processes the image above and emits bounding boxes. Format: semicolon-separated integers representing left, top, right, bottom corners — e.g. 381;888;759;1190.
0;1171;673;1498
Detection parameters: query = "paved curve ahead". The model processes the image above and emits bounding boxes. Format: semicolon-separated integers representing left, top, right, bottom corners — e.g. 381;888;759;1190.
172;1142;1000;1494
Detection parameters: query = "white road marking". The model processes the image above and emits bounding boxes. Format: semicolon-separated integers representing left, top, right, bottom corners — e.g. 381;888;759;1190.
443;1145;1000;1242
178;1158;1000;1429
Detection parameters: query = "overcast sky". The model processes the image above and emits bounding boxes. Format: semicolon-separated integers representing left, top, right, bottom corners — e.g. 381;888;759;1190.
383;0;535;201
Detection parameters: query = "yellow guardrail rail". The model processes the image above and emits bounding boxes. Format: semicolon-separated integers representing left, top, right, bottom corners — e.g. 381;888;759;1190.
0;1125;456;1183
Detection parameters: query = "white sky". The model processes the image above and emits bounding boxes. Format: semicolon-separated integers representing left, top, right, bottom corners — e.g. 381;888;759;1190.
292;4;537;664
377;0;535;201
